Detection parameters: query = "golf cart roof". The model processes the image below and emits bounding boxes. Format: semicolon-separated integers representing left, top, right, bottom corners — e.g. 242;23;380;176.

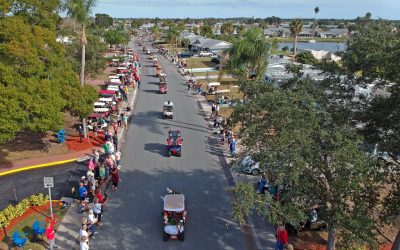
163;194;185;212
163;101;174;107
208;82;221;87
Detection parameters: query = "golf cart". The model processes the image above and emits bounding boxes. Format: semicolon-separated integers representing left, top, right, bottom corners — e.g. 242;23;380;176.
163;101;174;119
159;81;168;94
162;188;187;241
167;130;182;157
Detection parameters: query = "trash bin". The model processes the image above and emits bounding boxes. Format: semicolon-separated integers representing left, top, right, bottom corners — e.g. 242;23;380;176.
58;129;65;143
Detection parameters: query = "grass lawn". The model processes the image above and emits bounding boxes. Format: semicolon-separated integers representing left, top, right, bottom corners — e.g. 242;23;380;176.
203;78;243;102
186;57;216;69
1;204;68;250
193;71;220;77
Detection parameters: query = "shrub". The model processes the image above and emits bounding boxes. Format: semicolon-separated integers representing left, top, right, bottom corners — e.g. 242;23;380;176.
29;193;47;206
0;211;9;227
3;205;16;221
282;46;289;51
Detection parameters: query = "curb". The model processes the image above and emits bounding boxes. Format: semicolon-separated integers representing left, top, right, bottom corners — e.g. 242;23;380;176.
0;158;77;177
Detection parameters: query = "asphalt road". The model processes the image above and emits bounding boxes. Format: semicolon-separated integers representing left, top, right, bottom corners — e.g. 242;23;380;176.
90;39;249;250
0;161;87;210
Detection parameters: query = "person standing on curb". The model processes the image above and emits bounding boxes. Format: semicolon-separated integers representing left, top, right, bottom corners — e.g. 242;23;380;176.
275;224;289;250
229;137;237;158
45;219;58;249
80;236;90;250
123;113;128;129
78;124;83;143
112;133;118;152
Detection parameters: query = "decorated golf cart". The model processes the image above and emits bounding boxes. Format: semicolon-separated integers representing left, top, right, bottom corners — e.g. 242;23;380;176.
162;188;187;241
163;101;174;119
159;74;168;94
167;130;182;157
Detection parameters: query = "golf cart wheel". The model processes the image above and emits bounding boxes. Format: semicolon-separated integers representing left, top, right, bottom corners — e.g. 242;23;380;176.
251;169;260;176
163;232;169;241
179;232;185;241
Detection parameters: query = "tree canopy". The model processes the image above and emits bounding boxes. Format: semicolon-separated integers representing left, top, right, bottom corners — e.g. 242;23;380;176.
0;0;97;143
95;13;113;28
104;28;129;47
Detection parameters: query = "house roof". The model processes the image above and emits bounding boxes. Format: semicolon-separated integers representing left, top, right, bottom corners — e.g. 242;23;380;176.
191;38;232;50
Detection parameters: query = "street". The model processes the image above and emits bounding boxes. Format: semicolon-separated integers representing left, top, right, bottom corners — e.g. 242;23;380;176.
90;40;248;249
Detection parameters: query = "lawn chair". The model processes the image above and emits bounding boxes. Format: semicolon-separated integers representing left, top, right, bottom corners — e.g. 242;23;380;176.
32;220;46;242
12;231;27;247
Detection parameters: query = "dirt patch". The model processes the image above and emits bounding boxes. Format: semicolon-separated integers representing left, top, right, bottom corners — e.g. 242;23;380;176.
0;113;83;167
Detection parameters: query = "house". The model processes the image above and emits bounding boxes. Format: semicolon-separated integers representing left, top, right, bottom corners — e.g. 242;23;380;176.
190;38;232;53
318;28;348;38
263;27;290;37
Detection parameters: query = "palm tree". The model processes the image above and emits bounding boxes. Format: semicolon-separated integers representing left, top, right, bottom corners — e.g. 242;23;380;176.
314;7;320;36
290;19;303;56
221;22;234;35
150;26;160;40
65;0;97;139
224;27;272;81
314;7;320;20
166;25;181;52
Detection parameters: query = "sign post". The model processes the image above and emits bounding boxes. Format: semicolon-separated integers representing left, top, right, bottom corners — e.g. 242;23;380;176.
43;177;54;219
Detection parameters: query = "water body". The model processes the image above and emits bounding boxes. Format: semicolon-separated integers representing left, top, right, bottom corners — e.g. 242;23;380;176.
278;42;346;52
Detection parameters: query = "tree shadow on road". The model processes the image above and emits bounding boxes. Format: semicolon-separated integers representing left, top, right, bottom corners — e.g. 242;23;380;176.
89;168;247;250
144;143;167;157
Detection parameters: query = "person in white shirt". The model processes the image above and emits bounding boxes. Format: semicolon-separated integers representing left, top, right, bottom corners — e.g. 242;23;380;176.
79;224;89;241
87;210;98;235
80;236;90;250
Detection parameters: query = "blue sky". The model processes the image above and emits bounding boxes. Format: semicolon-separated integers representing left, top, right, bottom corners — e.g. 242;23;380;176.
93;0;400;19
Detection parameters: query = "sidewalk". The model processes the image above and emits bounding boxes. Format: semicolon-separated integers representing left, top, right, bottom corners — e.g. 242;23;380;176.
53;84;138;249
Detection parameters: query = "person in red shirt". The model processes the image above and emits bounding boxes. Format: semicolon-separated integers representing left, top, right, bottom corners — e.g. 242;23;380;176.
45;220;58;249
276;224;288;250
111;168;121;191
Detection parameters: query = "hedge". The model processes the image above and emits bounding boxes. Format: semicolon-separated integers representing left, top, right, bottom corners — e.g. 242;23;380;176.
0;193;48;227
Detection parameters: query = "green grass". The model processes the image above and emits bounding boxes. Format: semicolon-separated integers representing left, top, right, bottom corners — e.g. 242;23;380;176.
186;57;216;69
1;204;68;250
193;72;220;77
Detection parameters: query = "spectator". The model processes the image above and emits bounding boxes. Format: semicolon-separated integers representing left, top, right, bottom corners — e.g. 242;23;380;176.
93;198;107;225
78;125;83;143
115;151;121;168
93;124;98;138
87;210;98;236
80;236;90;250
229;137;237;157
79;224;89;243
117;114;122;127
78;182;87;203
123;113;128;129
112;133;118;151
276;224;289;250
111;168;121;191
45;220;57;249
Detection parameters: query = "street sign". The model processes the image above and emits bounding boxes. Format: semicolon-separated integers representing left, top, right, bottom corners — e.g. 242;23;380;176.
43;177;54;188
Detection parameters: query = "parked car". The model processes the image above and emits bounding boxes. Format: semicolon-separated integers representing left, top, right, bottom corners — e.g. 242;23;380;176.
239;156;261;175
178;51;194;58
199;51;214;57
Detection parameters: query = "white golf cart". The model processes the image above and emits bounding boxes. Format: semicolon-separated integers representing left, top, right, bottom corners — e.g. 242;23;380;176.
162;189;187;241
163;101;174;119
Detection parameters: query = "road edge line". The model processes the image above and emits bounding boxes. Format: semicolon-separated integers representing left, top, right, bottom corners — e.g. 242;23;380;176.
0;159;76;177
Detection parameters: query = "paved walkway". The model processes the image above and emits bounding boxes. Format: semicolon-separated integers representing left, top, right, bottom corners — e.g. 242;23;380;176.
55;72;139;249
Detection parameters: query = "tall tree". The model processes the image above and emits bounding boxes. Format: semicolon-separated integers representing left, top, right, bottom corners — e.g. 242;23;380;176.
0;0;97;143
314;7;320;20
95;13;113;28
150;25;160;40
166;25;181;51
64;0;97;139
220;21;234;35
104;28;129;48
230;78;383;250
65;34;107;79
200;24;213;38
224;27;272;81
131;19;143;29
290;19;303;56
